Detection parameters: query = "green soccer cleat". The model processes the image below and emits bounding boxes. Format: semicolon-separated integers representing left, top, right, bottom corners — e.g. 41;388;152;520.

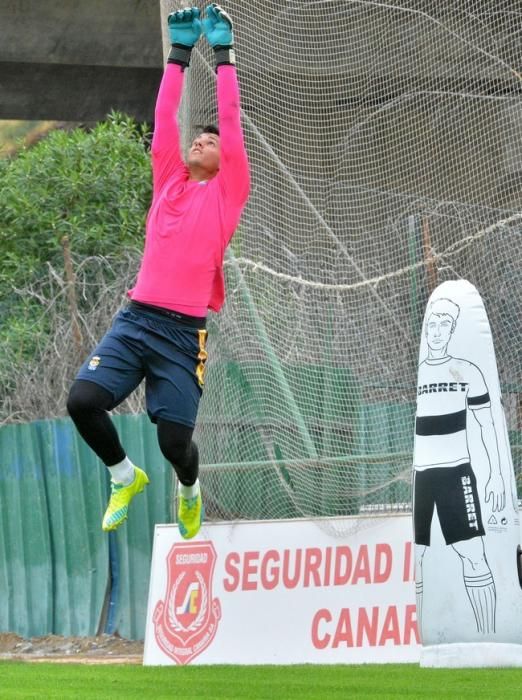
102;466;150;532
178;491;204;540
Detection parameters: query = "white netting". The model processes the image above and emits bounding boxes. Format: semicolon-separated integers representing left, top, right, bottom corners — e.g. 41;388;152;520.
168;0;522;522
4;2;520;532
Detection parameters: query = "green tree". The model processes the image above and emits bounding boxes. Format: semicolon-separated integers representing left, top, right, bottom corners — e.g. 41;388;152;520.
0;113;151;294
0;114;152;397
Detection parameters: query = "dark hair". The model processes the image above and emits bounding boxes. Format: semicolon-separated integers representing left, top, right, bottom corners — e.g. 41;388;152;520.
200;124;219;136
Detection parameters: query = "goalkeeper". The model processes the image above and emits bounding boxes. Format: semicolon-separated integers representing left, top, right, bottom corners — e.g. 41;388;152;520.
66;4;250;539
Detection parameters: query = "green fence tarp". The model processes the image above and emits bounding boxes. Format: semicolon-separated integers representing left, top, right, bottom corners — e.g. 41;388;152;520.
0;415;173;640
0;423;53;636
6;362;510;639
35;418;109;636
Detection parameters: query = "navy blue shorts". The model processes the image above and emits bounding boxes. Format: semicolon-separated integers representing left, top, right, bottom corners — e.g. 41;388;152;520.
75;304;208;428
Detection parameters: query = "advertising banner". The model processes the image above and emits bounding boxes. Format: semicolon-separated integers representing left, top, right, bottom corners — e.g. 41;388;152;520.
144;514;420;665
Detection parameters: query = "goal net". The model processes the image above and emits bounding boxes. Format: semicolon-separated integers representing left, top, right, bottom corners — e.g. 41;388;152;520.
166;0;522;524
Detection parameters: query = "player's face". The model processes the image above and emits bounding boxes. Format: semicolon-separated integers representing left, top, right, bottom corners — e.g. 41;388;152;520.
425;313;454;350
188;132;221;174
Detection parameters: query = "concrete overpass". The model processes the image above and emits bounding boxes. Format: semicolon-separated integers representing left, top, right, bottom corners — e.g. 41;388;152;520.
2;0;521;214
0;0;164;121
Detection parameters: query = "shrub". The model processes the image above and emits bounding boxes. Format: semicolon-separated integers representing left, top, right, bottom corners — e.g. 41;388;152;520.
0;113;152;415
0;112;151;296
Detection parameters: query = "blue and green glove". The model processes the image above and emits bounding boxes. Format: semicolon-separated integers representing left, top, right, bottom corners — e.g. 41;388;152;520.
202;3;236;67
167;6;202;69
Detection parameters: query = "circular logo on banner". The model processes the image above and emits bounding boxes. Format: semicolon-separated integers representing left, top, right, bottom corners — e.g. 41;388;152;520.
153;541;221;665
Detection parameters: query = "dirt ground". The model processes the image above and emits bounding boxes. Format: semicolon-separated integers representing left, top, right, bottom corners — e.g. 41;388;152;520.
0;632;144;664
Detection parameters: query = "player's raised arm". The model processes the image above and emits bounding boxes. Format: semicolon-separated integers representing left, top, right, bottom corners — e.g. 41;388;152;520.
202;4;250;208
152;7;202;189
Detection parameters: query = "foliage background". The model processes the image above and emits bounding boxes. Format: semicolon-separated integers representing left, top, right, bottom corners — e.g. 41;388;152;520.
0;115;152;421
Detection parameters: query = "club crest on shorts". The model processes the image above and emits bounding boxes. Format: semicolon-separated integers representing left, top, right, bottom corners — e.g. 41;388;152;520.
153;541;221;665
87;355;101;371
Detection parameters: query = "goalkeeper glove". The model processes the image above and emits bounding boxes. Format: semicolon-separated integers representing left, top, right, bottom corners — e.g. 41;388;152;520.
202;3;235;67
167;6;202;69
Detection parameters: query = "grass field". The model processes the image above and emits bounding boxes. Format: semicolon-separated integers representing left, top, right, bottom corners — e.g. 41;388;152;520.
1;662;522;699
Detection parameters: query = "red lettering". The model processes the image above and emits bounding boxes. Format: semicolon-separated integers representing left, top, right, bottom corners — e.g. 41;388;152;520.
304;548;322;587
374;543;392;583
403;604;420;644
356;606;379;646
223;552;240;592
378;605;401;646
403;541;413;582
333;608;354;648
333;546;352;585
323;547;332;587
260;550;280;590
242;551;259;591
282;549;302;589
352;545;371;584
312;605;420;650
311;609;331;649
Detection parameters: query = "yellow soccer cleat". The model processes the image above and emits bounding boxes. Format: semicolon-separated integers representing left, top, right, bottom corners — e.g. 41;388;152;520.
178;491;204;540
102;466;150;532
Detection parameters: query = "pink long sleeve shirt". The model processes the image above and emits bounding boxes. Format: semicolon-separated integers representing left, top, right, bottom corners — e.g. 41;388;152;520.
129;63;250;316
